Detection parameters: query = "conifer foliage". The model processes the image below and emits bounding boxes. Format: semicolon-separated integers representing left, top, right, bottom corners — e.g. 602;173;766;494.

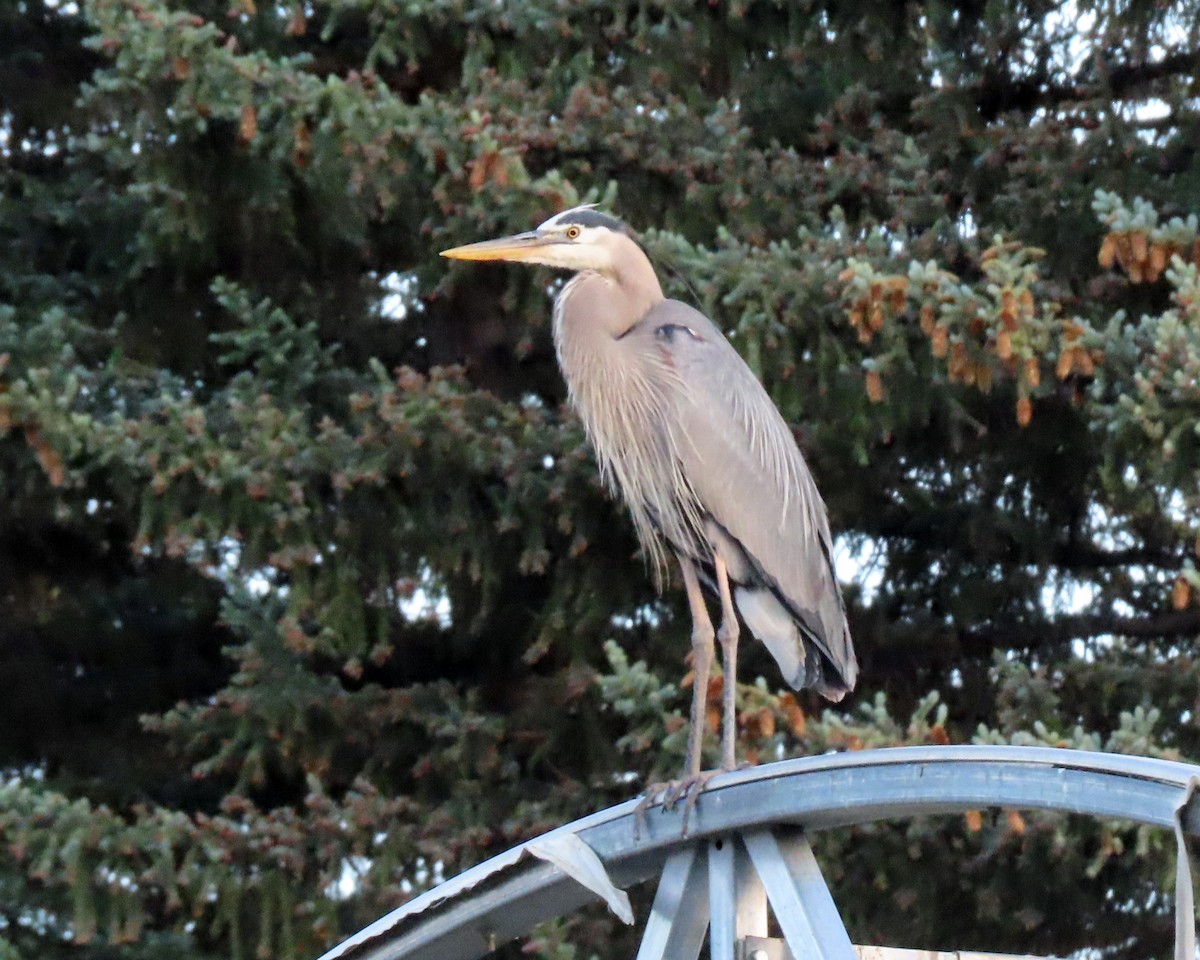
1;1;1199;958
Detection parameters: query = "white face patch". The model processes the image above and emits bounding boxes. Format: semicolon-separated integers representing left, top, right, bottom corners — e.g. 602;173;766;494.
523;205;627;273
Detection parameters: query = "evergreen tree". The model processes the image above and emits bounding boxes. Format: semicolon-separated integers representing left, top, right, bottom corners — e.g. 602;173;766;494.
1;1;1198;958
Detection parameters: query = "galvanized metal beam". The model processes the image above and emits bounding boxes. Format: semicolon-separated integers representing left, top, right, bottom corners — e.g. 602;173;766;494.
743;830;855;960
708;837;767;960
317;746;1200;960
635;846;708;960
855;949;1048;960
744;942;1053;960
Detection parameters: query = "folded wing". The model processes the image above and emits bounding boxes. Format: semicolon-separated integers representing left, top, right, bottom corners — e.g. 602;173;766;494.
631;299;857;699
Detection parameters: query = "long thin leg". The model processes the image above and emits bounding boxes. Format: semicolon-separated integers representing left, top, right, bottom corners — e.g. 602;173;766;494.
677;553;715;779
633;555;718;837
714;555;740;771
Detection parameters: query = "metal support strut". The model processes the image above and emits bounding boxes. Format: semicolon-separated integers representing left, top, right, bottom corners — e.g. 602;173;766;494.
637;830;855;960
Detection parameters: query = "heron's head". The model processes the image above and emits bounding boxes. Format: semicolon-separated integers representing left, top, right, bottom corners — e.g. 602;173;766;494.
440;205;632;275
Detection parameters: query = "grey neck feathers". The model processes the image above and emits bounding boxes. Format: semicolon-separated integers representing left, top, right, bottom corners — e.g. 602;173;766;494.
555;241;663;342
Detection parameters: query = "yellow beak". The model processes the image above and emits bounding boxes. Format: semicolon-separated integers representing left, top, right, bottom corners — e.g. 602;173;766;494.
440;231;549;262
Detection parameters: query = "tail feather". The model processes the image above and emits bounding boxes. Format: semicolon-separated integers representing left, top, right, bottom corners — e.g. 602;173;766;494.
734;586;854;701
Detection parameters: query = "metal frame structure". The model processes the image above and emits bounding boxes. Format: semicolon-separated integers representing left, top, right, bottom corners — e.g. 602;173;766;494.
315;746;1200;960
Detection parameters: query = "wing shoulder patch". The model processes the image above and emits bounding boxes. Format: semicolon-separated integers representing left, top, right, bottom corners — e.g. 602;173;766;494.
654;323;706;343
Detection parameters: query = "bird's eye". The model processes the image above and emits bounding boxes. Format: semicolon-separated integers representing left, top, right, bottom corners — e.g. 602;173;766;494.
565;226;581;239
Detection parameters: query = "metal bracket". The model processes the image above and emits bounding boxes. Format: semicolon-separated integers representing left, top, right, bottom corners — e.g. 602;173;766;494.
736;936;791;960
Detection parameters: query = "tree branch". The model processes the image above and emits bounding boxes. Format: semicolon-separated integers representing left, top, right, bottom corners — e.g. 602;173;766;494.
975;50;1200;119
968;608;1200;651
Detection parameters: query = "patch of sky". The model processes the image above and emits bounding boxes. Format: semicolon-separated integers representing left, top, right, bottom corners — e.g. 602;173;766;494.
633;103;669;122
202;536;294;600
957;208;978;240
1088;502;1137;551
3;764;46;787
398;564;452;627
327;856;372;901
611;602;664;632
834;535;885;605
1040;568;1099;617
1165;488;1190;524
328;853;444;901
378;271;423;323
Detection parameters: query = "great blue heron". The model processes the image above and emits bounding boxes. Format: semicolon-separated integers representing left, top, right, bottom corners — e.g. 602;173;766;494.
442;205;857;803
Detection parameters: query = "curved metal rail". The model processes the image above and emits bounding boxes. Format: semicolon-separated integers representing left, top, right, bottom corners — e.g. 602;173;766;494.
317;746;1200;960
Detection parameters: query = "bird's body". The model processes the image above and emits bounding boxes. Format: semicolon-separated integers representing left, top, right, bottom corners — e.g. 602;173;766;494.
558;291;853;699
442;204;856;790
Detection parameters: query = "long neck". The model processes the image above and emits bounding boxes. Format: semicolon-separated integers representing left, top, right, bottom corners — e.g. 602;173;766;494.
606;240;664;334
548;249;687;587
553;240;664;346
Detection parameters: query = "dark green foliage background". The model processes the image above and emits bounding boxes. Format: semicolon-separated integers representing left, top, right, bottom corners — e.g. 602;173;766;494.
1;1;1199;958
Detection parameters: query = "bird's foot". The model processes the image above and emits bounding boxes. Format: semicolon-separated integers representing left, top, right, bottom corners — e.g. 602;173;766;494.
634;770;720;838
